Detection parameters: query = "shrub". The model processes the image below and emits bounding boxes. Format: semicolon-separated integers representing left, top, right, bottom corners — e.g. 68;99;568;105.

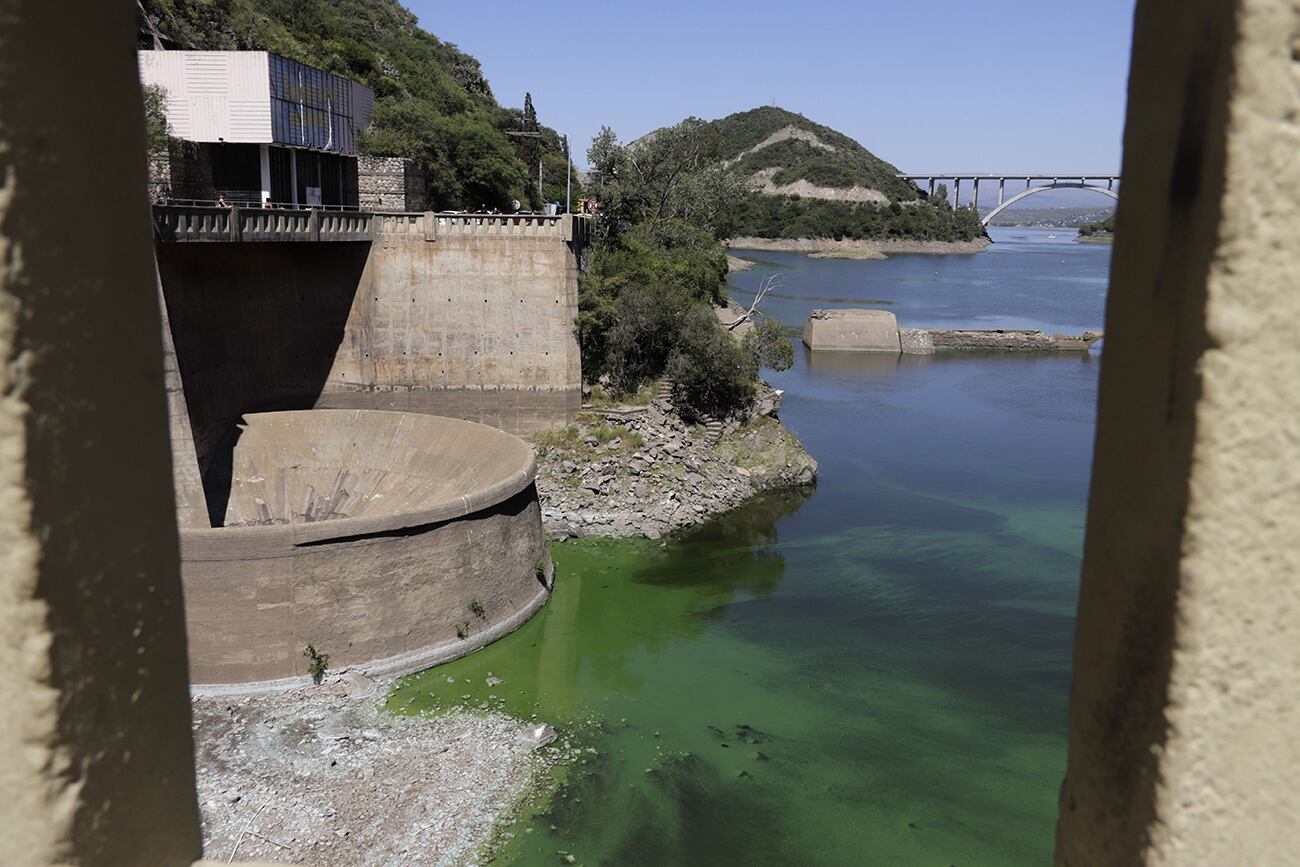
533;425;580;451
666;307;758;421
302;644;329;684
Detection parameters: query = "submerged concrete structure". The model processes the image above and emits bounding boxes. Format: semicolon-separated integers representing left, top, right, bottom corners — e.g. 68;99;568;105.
182;410;550;688
802;308;1101;353
802;308;901;351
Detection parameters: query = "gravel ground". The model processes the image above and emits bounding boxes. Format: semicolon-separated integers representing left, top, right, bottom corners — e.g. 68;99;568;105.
193;671;563;866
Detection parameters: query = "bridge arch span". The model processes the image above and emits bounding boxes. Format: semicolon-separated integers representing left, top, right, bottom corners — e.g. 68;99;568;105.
980;183;1118;227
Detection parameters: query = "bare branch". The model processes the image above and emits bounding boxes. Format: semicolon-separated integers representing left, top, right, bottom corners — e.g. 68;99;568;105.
726;274;784;330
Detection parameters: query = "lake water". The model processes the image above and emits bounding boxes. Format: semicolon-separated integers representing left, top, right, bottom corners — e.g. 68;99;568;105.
390;227;1110;865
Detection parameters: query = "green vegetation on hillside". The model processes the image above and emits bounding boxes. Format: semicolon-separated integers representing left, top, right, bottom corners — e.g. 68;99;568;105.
580;120;792;419
709;107;920;201
139;0;578;209
733;193;985;242
666;106;984;243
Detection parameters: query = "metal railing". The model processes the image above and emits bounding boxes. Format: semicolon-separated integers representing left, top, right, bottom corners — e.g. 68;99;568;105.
152;205;591;245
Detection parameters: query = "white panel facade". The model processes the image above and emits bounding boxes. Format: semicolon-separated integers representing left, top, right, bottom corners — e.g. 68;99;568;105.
137;50;272;144
138;50;195;139
139;51;367;150
228;53;272;141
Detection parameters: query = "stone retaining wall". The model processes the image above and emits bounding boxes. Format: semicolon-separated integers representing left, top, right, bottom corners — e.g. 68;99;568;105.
358;155;427;212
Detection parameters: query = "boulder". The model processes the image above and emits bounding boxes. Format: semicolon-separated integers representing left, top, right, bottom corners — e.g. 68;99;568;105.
803;308;901;352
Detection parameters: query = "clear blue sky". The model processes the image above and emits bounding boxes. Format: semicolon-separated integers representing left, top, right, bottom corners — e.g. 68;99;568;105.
406;0;1136;173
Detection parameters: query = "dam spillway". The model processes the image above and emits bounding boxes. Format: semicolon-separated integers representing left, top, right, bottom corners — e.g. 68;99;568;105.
179;409;551;690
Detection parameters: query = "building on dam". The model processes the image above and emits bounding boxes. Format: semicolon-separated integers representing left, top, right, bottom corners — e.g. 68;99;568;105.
138;49;426;210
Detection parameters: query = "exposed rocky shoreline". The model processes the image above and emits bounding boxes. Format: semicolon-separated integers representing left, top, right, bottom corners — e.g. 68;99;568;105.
191;671;574;866
531;387;817;541
727;236;991;256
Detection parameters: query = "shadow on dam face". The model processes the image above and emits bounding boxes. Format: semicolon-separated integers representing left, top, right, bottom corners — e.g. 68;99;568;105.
156;241;370;524
179;409;552;690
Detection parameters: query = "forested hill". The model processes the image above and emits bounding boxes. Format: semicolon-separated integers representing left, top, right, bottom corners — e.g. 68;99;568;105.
138;0;575;210
662;106;983;243
707;107;920;204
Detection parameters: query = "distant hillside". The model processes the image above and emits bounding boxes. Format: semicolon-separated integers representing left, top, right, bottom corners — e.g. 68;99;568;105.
708;107;921;204
986;206;1116;228
651;106;982;243
138;0;576;210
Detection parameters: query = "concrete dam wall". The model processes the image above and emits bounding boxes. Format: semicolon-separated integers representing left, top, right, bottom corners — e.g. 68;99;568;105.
156;215;582;502
154;212;583;688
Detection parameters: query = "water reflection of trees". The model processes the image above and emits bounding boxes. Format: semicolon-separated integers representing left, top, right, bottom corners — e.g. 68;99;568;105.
633;485;814;599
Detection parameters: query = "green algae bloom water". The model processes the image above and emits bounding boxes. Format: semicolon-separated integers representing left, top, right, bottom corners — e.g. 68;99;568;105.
390;228;1107;865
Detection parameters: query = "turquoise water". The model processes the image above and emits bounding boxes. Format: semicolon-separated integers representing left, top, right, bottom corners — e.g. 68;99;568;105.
391;228;1107;865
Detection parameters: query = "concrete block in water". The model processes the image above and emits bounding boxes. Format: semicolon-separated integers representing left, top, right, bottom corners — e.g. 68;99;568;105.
899;328;935;355
802;308;901;351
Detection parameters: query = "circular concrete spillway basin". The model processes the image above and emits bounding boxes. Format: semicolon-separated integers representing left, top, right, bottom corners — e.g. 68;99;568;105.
179;409;551;692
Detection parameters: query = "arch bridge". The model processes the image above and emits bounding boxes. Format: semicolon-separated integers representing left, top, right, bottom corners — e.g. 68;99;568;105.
898;174;1120;226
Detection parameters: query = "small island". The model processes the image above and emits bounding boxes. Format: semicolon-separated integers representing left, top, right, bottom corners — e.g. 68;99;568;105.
1076;216;1116;243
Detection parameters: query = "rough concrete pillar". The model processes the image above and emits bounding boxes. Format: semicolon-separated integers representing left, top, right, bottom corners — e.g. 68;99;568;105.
998;177;1005;206
1056;0;1300;863
156;263;209;530
0;1;202;864
953;177;961;207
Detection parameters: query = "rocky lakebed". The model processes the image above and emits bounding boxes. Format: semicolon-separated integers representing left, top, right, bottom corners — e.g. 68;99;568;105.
532;387;818;541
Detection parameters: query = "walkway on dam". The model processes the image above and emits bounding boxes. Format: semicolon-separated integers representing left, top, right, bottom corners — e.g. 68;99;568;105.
152;204;589;244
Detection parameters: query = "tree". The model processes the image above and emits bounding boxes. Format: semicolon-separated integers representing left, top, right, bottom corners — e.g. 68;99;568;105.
517;92;542;207
142;83;170;157
585;119;746;244
666;307;758;421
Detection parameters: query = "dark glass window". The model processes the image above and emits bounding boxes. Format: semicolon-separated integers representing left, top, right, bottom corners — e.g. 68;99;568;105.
265;53;359;154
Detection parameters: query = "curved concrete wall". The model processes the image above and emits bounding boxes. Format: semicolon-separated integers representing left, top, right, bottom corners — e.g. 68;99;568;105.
180;410;551;688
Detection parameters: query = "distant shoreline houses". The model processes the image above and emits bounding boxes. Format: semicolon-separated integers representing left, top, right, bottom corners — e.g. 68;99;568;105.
139;50;426;212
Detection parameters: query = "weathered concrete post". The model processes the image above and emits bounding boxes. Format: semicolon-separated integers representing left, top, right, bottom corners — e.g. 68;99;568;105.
308;207;320;242
1056;0;1300;863
0;0;204;862
422;210;437;242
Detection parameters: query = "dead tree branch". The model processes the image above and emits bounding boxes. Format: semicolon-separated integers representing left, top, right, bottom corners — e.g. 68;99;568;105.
727;274;784;330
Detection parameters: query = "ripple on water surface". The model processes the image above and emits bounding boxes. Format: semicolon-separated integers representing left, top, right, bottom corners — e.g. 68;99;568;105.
389;229;1106;866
